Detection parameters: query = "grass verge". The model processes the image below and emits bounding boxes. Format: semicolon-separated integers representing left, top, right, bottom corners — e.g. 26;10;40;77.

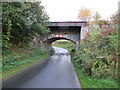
52;40;118;88
52;40;75;52
2;54;49;79
73;62;119;88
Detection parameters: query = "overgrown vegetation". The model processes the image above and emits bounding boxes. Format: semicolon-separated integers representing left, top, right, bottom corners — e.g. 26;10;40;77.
2;46;49;79
2;46;47;72
73;62;118;88
52;24;118;88
73;25;118;77
2;2;49;48
2;2;50;79
72;25;118;88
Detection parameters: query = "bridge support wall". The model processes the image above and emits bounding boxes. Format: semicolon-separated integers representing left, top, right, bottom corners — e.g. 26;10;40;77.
31;22;87;52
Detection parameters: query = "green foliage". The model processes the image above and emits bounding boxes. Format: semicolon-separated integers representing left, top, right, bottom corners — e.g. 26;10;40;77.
2;46;47;72
2;2;50;79
73;25;118;78
32;23;50;35
2;2;49;47
2;51;49;79
110;11;120;24
97;20;109;25
92;11;101;24
52;40;76;52
2;34;12;48
73;62;118;88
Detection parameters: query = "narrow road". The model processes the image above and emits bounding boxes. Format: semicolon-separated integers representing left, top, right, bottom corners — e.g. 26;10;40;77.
3;46;81;88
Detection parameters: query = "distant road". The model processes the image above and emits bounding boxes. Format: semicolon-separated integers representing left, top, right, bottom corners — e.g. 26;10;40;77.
3;46;81;88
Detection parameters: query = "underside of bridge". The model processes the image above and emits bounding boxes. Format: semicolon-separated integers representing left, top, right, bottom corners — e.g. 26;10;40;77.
43;21;86;52
43;37;76;52
32;21;86;52
45;37;76;44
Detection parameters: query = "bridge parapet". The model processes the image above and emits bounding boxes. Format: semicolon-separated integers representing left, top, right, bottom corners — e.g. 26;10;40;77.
49;21;86;27
33;21;87;51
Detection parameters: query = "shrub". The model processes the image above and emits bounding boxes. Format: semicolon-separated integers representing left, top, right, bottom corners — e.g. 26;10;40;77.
73;25;118;79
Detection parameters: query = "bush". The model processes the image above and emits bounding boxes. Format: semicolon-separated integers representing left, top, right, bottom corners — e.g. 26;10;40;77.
2;46;47;72
73;25;118;79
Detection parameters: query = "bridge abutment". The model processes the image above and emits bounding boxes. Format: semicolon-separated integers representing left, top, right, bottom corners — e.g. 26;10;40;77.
31;21;87;53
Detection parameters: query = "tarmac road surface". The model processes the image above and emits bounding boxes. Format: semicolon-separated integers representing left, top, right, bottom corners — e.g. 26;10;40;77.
3;46;81;88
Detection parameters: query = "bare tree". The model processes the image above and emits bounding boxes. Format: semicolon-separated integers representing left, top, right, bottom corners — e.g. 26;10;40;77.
92;11;101;24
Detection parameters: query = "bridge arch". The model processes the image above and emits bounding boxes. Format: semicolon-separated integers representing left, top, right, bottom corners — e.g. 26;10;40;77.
43;37;76;51
44;37;76;44
31;21;87;52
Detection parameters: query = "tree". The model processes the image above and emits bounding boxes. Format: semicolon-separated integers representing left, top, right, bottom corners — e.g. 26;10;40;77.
2;2;49;47
78;8;91;21
97;20;109;25
110;11;120;24
92;11;101;24
73;24;118;78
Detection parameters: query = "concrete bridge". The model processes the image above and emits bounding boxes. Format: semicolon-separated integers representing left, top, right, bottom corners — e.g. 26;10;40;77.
32;21;87;52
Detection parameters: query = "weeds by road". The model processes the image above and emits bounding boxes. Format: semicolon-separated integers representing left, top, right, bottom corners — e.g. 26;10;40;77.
52;39;119;88
2;46;49;79
73;61;118;88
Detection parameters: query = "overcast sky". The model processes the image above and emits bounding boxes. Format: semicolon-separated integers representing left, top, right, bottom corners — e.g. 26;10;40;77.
41;0;119;21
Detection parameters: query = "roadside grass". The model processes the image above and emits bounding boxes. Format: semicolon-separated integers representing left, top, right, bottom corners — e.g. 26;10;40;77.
2;46;49;79
2;54;48;79
52;40;75;52
73;62;119;88
52;40;119;88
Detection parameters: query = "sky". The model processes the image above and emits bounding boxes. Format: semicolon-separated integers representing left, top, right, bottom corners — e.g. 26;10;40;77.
41;0;119;21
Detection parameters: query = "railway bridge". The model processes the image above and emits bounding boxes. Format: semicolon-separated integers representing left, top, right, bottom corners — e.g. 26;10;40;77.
32;21;87;51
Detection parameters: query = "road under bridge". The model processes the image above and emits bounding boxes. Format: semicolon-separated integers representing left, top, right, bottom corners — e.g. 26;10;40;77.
32;21;87;51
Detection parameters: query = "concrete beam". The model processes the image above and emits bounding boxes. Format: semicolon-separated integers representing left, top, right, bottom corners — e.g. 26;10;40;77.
49;21;86;27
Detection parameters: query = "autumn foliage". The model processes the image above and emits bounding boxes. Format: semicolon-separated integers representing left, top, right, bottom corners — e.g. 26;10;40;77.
100;25;114;36
73;24;118;79
78;8;91;20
